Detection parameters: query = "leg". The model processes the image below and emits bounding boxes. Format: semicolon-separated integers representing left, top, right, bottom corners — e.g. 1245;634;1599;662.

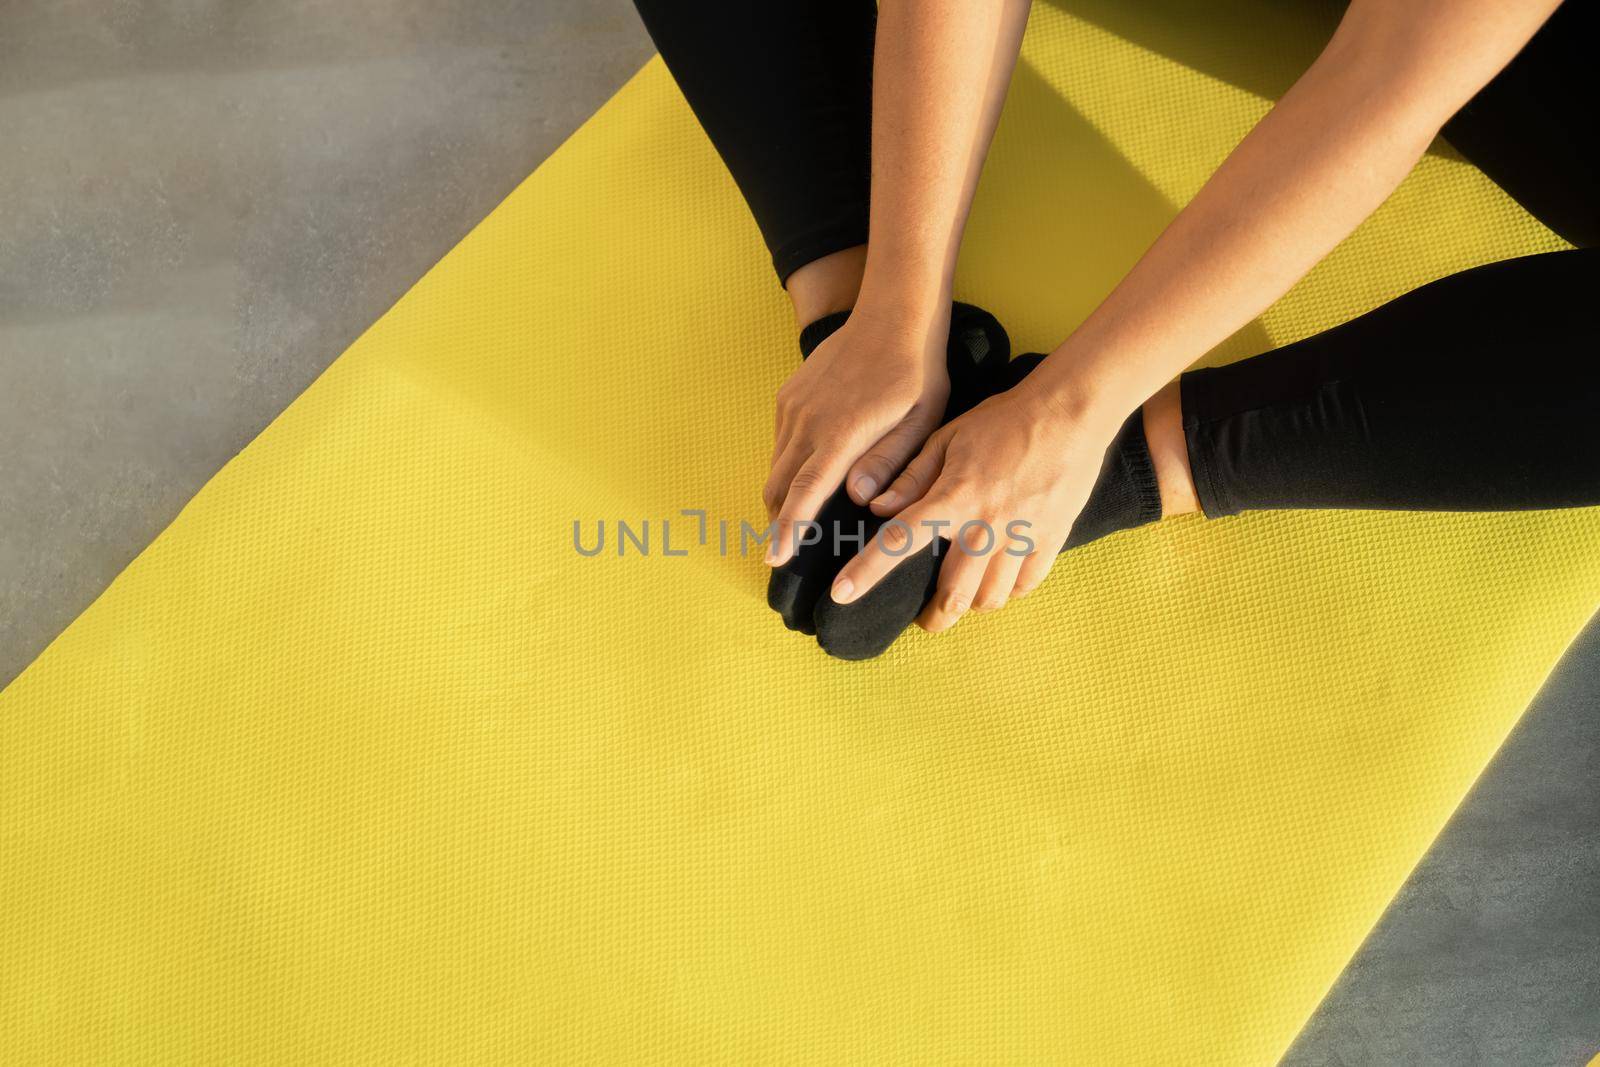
1182;249;1600;516
634;2;1036;635
631;0;875;318
816;248;1600;659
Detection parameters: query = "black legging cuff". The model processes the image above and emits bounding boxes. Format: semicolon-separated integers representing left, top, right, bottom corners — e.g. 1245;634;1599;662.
1180;368;1250;519
773;211;871;287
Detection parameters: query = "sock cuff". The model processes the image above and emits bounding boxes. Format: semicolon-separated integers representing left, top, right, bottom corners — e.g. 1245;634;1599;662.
1114;409;1163;526
1062;407;1162;551
798;304;1011;371
798;311;852;358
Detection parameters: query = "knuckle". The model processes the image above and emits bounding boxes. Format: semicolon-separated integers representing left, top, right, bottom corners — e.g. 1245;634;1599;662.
940;472;977;497
929;478;967;507
879;521;911;551
859;453;895;480
895;466;926;495
788;466;828;496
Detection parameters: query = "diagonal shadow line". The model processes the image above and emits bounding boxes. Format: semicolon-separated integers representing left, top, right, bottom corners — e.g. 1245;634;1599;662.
1043;0;1344;103
1043;0;1466;161
958;56;1274;364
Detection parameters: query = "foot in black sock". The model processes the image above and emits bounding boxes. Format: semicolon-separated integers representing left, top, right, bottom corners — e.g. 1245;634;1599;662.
767;302;1012;635
812;353;1162;660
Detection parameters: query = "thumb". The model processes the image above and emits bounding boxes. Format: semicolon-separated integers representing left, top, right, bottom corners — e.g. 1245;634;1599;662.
845;405;941;505
868;429;950;516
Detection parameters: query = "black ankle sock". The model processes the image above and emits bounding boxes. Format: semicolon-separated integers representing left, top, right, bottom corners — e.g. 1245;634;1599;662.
1064;407;1162;549
811;539;944;659
812;353;1162;661
767;302;1010;635
798;303;1004;409
992;354;1161;548
797;311;851;358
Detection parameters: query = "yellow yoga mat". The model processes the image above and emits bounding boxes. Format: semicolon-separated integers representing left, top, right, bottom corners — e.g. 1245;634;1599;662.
4;5;1597;1063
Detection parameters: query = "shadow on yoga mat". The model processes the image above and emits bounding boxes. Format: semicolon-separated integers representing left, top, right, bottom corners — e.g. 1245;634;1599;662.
2;0;1596;1063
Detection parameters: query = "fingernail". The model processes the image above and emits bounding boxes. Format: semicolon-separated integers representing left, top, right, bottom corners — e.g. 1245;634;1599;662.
831;576;855;603
873;490;900;509
852;475;876;501
765;543;782;565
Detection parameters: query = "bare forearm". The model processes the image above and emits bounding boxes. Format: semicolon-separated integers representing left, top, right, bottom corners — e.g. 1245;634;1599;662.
1024;0;1561;428
856;0;1031;325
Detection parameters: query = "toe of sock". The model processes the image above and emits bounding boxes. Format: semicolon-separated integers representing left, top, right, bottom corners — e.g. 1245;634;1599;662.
813;542;943;661
767;488;880;636
767;566;818;635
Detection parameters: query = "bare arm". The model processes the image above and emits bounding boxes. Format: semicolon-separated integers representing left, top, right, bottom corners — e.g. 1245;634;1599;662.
834;0;1564;623
856;0;1030;326
765;0;1031;564
1022;0;1564;430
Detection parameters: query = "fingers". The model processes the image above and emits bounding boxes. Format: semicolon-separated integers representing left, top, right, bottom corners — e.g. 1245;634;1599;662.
763;440;808;521
845;405;940;506
770;409;790;470
768;451;854;566
868;431;949;516
1013;550;1057;599
767;406;942;566
829;495;949;605
973;546;1026;614
915;528;992;632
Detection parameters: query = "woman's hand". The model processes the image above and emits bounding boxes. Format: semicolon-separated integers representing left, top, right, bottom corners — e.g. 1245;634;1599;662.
764;306;951;565
760;0;1035;568
829;371;1126;631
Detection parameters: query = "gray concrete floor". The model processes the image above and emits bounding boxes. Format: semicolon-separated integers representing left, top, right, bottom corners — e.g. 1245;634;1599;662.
1283;616;1600;1066
2;3;1595;1062
0;0;654;686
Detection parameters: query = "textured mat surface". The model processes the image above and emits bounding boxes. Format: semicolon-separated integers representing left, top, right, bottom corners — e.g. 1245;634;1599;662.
3;5;1597;1063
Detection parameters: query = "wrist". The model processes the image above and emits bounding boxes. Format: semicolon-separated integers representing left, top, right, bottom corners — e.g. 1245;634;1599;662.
853;257;951;335
845;297;951;362
1013;353;1138;440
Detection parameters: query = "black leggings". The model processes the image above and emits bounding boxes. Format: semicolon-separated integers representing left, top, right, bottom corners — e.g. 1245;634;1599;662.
1184;248;1598;517
635;0;1600;517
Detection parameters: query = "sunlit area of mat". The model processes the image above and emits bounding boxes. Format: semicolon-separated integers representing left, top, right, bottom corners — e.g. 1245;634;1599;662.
2;3;1596;1063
